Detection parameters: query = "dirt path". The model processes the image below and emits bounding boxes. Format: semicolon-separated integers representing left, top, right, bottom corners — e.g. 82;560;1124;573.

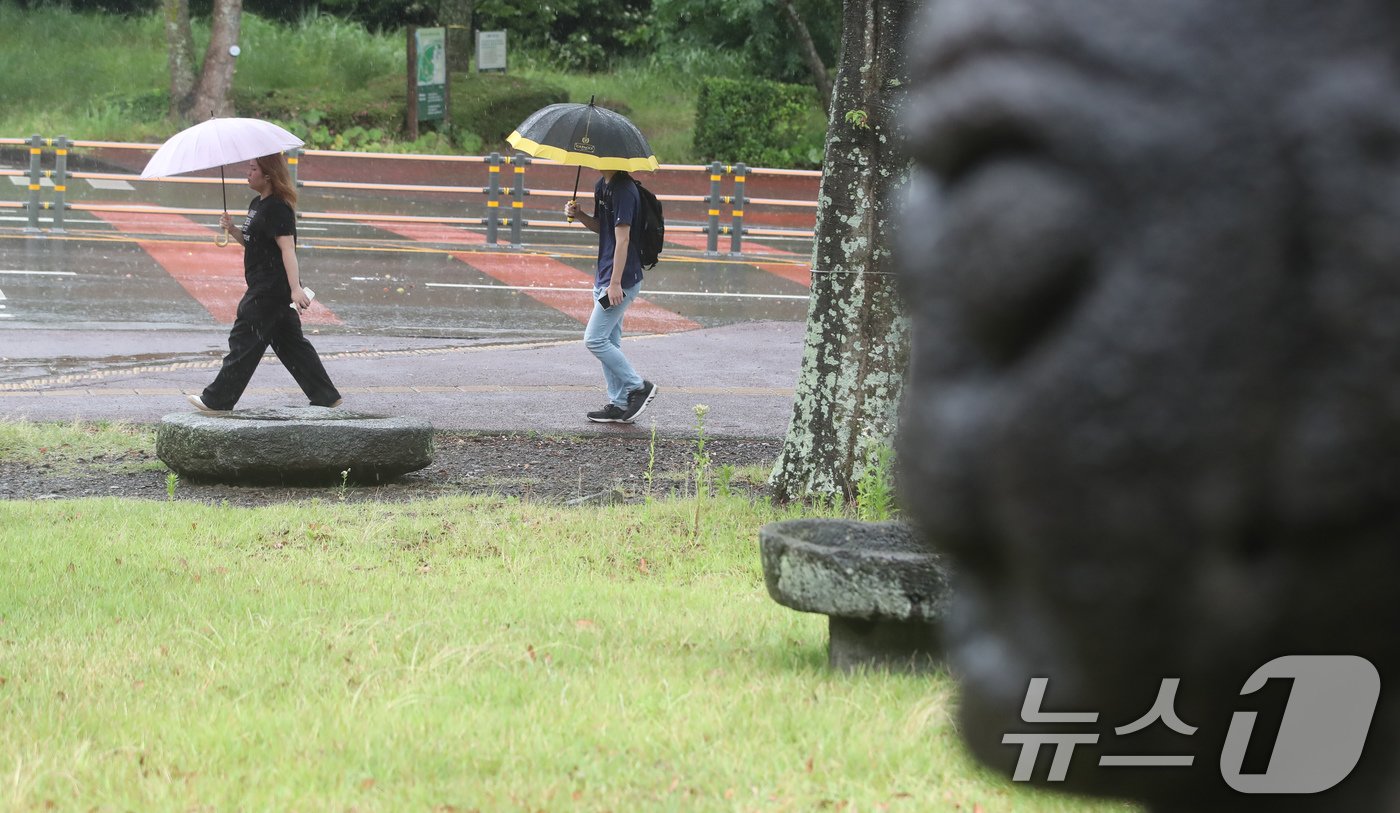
0;432;782;506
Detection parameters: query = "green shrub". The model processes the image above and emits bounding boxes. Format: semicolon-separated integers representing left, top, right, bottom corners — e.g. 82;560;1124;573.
233;72;565;154
234;75;404;149
449;72;568;151
692;77;824;169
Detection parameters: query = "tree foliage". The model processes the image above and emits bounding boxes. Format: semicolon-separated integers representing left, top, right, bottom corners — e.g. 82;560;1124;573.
652;0;840;86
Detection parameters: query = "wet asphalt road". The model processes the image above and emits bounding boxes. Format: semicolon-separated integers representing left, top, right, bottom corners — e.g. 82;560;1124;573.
0;163;815;437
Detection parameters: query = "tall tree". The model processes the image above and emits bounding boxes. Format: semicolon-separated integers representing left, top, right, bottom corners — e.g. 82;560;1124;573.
162;0;196;117
770;0;915;502
436;0;473;74
776;0;832;111
164;0;244;122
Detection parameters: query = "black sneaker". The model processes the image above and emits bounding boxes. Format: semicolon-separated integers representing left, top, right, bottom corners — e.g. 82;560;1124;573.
621;381;658;423
587;403;628;423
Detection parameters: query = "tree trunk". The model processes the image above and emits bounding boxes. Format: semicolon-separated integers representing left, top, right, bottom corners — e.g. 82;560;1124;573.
777;0;833;112
770;0;915;502
437;0;473;74
185;0;244;120
163;0;196;120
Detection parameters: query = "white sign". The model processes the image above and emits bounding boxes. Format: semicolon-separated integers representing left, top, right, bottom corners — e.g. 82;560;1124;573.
476;30;507;72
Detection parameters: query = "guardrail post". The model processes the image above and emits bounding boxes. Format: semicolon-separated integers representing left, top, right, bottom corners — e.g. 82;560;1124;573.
728;161;747;255
509;152;529;247
485;151;502;245
49;136;69;234
705;161;723;256
23;135;42;233
288;148;301;187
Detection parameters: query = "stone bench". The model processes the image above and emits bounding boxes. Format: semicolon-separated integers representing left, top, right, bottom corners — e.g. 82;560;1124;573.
759;518;950;672
157;406;434;485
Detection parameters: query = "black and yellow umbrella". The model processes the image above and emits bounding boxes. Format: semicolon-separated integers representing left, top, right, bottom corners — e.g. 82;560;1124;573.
507;98;658;219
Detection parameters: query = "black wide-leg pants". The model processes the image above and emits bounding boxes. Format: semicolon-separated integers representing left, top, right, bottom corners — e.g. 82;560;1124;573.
201;293;341;410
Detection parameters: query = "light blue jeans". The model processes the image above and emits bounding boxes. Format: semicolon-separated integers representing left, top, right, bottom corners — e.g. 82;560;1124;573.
585;282;644;406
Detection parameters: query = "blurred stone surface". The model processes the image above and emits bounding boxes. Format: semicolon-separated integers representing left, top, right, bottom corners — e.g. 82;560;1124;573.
899;1;1400;810
157;406;433;484
760;519;950;672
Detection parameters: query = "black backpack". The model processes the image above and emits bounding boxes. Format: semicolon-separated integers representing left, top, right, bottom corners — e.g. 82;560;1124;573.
633;180;665;269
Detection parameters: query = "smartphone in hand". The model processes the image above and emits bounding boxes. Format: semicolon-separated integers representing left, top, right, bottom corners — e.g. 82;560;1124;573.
597;290;625;310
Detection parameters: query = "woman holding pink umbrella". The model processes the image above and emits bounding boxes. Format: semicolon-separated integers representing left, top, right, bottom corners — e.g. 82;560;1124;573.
186;153;341;413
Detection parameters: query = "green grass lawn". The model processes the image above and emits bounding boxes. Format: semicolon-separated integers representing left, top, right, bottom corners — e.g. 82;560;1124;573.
0;421;1137;811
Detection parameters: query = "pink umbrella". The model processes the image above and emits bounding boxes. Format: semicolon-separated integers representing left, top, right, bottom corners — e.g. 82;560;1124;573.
141;117;304;244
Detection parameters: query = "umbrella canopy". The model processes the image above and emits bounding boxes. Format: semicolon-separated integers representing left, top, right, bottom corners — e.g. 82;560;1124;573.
140;117;304;179
507;102;658;172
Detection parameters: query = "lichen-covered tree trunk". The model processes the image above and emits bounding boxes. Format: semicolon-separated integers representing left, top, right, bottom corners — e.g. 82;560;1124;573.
163;0;196;120
185;0;243;120
770;0;915;502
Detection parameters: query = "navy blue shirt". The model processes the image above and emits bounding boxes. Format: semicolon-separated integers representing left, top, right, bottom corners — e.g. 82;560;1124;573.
593;175;643;288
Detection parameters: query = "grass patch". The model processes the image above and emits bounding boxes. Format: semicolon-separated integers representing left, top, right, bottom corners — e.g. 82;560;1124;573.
0;419;153;468
0;495;1135;812
0;422;1137;811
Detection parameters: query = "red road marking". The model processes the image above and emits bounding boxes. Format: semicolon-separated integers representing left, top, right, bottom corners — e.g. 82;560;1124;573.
753;263;811;288
664;231;802;257
91;209;340;325
368;220;702;334
664;232;810;289
361;221;487;246
463;252;701;334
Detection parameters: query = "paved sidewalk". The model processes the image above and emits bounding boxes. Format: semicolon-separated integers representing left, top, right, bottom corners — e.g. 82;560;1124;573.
0;321;805;437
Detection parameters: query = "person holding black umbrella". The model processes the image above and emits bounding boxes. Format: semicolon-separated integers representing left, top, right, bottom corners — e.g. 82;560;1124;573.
566;170;658;423
509;100;661;424
186;153;342;413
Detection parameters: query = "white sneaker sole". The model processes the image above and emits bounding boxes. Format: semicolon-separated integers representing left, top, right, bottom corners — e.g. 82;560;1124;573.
186;394;228;414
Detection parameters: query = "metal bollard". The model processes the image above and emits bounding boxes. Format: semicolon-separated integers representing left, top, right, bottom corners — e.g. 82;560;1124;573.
50;136;69;234
705;161;724;256
485;151;502;245
510;152;529;248
288;148;301;187
729;162;747;255
23;135;42;233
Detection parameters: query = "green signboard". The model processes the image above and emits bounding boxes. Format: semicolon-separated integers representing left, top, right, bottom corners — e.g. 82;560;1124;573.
415;27;447;122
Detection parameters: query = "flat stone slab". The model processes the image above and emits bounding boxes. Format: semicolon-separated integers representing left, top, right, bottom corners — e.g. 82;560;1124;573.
157;406;434;485
759;518;952;672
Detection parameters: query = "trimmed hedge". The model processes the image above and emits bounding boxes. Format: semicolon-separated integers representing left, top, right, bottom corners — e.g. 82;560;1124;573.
692;77;823;169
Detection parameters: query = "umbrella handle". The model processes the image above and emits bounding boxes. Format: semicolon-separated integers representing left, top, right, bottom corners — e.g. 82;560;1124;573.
215;163;229;246
567;166;583;223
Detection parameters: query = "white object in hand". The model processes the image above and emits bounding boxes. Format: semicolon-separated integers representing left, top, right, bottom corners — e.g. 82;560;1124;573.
291;286;315;309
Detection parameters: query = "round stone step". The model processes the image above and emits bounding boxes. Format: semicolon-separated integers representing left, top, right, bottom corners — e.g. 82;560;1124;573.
759;518;952;672
157;406;434;485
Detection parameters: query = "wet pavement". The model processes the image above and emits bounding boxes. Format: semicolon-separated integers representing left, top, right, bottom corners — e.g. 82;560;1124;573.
0;150;816;437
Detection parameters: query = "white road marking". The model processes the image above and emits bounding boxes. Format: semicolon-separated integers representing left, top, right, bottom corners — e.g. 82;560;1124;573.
423;282;807;300
85;178;134;191
0;270;77;276
6;176;52;187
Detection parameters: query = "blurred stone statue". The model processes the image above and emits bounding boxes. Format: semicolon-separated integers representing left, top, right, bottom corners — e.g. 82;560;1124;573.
898;1;1400;810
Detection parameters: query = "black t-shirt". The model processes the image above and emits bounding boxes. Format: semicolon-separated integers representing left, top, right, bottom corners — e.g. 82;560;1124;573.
239;195;297;300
